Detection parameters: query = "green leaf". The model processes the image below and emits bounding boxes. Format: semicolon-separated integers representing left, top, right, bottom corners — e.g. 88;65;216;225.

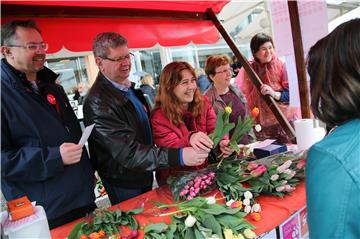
178;197;207;209
209;111;224;140
144;223;169;234
184;227;196;239
199;204;240;215
93;215;102;225
126;207;144;215
165;223;177;239
120;217;129;226
229;141;240;153
128;215;139;230
114;209;122;218
194;227;206;239
229;116;254;144
68;221;86;239
198;213;223;239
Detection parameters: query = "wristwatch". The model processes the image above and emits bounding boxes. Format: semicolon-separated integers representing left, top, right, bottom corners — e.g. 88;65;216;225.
272;91;281;101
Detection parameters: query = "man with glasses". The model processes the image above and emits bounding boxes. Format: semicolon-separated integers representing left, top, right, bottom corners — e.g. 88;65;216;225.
1;20;96;228
83;32;210;205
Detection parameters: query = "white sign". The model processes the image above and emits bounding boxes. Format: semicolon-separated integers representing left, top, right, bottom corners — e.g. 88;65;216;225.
78;124;95;145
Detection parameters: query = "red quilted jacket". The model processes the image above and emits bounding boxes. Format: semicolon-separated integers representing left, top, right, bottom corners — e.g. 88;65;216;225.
151;97;216;185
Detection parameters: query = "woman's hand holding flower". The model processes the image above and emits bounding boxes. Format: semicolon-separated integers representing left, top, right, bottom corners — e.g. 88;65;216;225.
189;131;214;151
219;139;234;158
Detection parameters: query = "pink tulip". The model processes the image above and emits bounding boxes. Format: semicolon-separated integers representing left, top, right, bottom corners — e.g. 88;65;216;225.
247;162;259;171
250;165;267;177
296;159;306;169
276;186;285;192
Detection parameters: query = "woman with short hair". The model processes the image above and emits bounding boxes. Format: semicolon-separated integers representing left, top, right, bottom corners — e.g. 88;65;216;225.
204;55;254;144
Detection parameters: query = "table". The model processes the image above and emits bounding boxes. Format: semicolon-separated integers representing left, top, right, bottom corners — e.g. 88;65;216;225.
51;181;306;238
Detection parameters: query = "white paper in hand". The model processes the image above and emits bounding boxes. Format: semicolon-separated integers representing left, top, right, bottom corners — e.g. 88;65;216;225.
78;124;95;145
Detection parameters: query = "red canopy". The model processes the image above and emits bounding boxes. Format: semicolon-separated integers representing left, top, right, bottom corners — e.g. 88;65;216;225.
2;1;230;53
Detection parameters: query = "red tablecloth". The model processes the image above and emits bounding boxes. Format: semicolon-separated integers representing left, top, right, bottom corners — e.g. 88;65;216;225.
51;181;306;238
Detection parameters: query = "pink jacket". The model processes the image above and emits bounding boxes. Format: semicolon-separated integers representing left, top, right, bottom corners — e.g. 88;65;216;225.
151;97;216;185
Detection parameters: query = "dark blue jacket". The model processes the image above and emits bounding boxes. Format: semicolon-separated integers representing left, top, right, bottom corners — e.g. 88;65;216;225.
1;59;95;220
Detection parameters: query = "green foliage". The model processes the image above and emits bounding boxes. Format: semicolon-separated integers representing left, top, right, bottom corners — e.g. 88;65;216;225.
215;157;258;201
144;197;255;239
209;109;235;148
229;116;254;153
67;208;143;238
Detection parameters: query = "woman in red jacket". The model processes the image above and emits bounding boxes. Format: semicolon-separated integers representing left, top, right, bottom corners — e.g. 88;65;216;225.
151;61;231;186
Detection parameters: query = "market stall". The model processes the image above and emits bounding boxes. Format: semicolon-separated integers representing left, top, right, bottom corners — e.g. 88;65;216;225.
2;0;301;139
51;182;306;238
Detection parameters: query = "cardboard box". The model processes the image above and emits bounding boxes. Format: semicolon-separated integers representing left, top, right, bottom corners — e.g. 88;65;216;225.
253;144;287;159
7;196;34;221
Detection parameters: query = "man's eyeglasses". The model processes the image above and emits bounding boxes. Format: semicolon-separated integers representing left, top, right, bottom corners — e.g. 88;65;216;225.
7;43;48;51
215;68;233;75
102;53;134;62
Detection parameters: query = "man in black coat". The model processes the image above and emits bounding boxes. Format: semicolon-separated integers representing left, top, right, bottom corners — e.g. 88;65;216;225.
1;20;96;229
83;32;210;205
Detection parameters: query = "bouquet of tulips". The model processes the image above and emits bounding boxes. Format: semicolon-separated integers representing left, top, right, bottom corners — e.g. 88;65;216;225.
243;151;306;197
209;106;259;168
67;208;143;239
167;168;217;201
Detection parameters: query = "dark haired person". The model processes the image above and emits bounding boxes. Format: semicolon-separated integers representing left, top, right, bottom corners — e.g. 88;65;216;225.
83;32;210;205
306;18;360;239
235;33;299;143
1;20;96;228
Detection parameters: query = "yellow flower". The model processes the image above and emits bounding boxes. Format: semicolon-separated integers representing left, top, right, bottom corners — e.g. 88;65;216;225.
243;229;257;239
234;234;245;239
224;229;234;239
225;106;232;114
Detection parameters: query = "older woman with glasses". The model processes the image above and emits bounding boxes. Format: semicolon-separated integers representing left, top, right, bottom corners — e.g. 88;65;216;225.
204;55;254;145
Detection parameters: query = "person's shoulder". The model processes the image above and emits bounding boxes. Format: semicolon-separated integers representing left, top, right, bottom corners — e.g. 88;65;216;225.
151;107;164;118
203;84;215;96
151;107;169;124
309;119;360;167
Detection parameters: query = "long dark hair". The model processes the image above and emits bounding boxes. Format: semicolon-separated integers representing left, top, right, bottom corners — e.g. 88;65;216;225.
307;18;360;128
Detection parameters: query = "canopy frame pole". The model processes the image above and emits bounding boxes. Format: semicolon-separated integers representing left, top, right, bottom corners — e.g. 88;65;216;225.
206;8;296;142
287;1;311;118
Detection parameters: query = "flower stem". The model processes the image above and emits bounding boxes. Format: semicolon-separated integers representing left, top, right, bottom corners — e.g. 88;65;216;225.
217;156;225;168
159;208;189;217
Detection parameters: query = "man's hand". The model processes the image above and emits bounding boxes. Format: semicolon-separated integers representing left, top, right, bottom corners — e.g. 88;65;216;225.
60;143;83;165
189;132;214;151
182;147;210;166
219;139;234;158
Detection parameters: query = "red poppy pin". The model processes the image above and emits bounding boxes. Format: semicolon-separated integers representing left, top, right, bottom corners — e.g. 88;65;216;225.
47;94;57;105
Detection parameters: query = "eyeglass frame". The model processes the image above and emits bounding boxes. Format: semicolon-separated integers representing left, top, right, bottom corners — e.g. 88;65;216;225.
215;67;233;75
101;52;134;63
6;42;49;51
